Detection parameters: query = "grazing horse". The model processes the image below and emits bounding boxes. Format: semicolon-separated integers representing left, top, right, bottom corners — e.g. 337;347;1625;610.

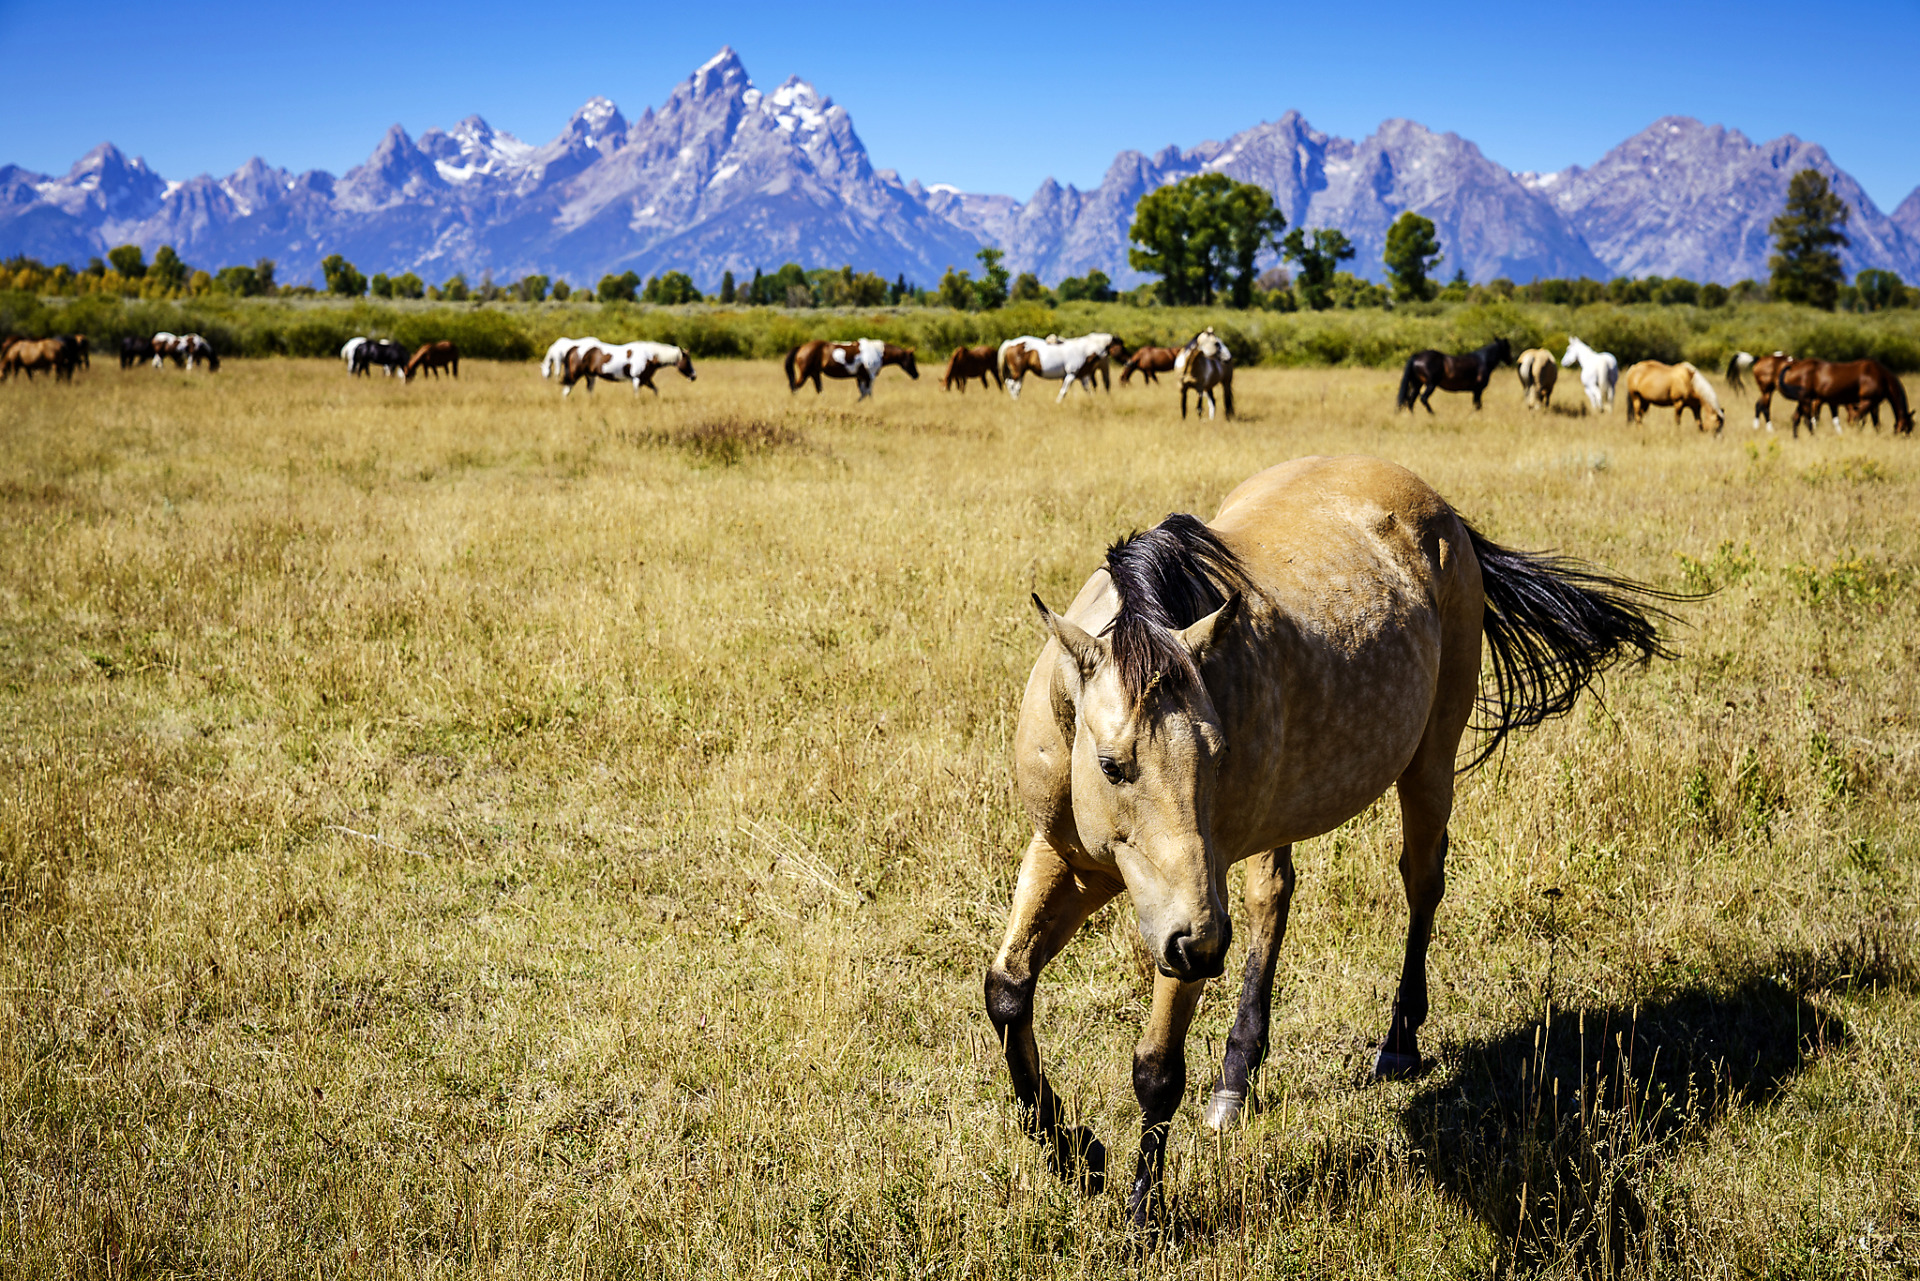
404;341;459;381
1795;359;1913;436
120;335;154;369
1725;351;1803;432
352;339;408;377
1560;337;1619;413
150;332;185;369
1624;360;1722;432
999;333;1125;402
943;345;1003;393
1;338;77;382
1516;348;1558;410
991;454;1678;1229
176;333;219;371
784;339;918;398
1395;337;1512;412
1120;347;1181;385
1175;328;1233;420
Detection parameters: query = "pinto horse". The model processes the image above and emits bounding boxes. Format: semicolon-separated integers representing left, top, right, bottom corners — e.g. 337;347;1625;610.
943;345;1003;393
561;341;696;397
785;339;918;398
1120;347;1180;385
991;454;1679;1229
1176;328;1233;420
1624;360;1722;432
999;333;1125;401
1396;337;1512;412
353;339;408;377
404;341;459;381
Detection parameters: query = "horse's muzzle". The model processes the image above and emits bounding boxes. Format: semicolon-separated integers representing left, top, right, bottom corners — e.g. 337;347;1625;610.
1157;919;1232;981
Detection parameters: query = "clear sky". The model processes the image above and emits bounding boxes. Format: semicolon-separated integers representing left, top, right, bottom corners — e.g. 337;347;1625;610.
4;0;1915;213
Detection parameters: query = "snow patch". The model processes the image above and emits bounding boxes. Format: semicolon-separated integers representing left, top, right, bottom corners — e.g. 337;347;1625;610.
163;180;182;197
710;162;741;186
697;47;736;74
927;183;960;195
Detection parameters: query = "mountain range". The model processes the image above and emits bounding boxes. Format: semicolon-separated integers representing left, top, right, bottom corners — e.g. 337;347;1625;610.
5;47;1917;290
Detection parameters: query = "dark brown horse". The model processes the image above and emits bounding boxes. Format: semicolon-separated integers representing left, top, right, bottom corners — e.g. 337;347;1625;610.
1798;359;1913;435
1120;347;1180;385
943;345;1002;392
120;335;154;369
1396;338;1512;412
405;341;460;381
784;339;918;399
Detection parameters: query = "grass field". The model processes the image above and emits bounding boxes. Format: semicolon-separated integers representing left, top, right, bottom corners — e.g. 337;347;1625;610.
2;357;1916;1278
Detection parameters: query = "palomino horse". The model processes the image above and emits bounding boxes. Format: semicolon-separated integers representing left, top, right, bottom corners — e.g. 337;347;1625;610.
1560;337;1618;413
1624;360;1722;432
1516;348;1558;410
1793;359;1912;436
1175;328;1233;420
943;345;1003;393
999;333;1125;401
404;341;459;381
1395;337;1512;412
785;339;918;398
1726;352;1801;432
990;455;1677;1229
1120;347;1180;385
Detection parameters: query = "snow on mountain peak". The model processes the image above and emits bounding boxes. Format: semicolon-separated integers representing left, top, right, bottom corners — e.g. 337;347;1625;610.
763;78;829;135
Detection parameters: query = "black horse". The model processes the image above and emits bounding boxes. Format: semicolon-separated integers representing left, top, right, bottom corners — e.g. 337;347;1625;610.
351;338;409;376
1396;337;1513;412
119;335;154;370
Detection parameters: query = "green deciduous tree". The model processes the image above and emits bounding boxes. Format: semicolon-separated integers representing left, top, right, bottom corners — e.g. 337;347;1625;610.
1128;173;1287;307
595;271;638;303
748;264;808;306
1282;228;1355;311
107;244;146;278
1055;270;1114;303
517;274;549;302
1382;212;1443;302
973;247;1010;310
149;245;189;289
390;272;424;300
550;279;571;301
1855;268;1905;312
321;254;367;297
937;265;973;311
642;271;701;305
1770;169;1850;310
1010;271;1047;303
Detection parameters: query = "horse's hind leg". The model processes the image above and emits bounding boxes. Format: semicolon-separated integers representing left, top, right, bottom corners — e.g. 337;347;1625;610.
1130;970;1207;1231
1420;381;1436;414
1205;846;1295;1129
986;836;1120;1192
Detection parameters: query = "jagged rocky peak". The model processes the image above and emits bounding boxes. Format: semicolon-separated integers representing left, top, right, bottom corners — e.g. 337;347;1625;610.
418;115;532;180
566;96;627;148
688;46;750;98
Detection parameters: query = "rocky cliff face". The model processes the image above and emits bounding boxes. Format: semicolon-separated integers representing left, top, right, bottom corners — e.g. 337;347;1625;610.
2;52;1914;290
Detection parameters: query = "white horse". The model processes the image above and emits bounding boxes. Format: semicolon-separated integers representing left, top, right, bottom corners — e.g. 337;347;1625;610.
342;336;367;373
999;333;1123;402
543;336;602;378
1560;336;1618;414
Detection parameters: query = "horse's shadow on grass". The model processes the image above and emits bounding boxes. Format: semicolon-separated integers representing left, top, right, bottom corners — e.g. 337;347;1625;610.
1397;961;1871;1273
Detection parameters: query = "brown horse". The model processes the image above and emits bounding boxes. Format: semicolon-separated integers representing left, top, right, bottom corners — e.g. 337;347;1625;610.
1726;351;1809;432
1120;347;1180;385
405;341;460;381
785;339;918;398
1795;359;1913;436
943;345;1003;392
1;338;77;382
991;455;1678;1229
1395;338;1512;412
1625;360;1723;432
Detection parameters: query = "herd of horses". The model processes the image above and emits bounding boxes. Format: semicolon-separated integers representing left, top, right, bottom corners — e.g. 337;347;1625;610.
1396;334;1912;435
339;336;463;381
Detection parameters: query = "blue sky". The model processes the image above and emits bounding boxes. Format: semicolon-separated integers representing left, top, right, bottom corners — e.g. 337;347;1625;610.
4;0;1916;212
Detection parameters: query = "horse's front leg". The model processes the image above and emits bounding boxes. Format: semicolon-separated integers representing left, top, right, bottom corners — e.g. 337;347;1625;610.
986;836;1120;1191
1206;847;1294;1129
1131;970;1207;1232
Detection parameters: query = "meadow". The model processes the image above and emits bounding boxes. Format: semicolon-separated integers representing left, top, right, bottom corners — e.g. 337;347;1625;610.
1;356;1916;1278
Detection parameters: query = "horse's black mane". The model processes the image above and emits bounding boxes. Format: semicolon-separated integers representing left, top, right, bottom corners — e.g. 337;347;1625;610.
1102;514;1246;697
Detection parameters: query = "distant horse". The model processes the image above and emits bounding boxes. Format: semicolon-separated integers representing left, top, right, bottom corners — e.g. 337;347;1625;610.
120;336;154;369
1176;328;1233;420
785;339;918;398
1395;337;1512;412
1121;347;1180;385
343;337;367;373
1624;360;1723;432
405;341;460;381
150;332;185;369
2;338;77;382
999;333;1125;401
993;454;1680;1229
353;339;408;377
1795;359;1913;436
943;345;1003;392
1516;348;1558;410
562;341;696;396
1560;337;1618;413
65;335;89;369
178;334;219;371
1725;351;1801;431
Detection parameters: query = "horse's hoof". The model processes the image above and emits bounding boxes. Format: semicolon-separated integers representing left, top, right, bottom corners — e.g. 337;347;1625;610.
1047;1126;1107;1195
1372;1049;1421;1080
1203;1088;1247;1130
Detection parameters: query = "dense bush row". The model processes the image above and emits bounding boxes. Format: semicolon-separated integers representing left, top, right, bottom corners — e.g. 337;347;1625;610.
4;292;1918;372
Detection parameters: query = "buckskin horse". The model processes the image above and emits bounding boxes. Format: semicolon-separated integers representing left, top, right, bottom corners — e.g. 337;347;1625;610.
785;339;918;398
404;341;459;381
989;454;1678;1230
998;459;1674;1229
1120;347;1180;385
1395;337;1512;412
942;345;1003;393
1625;360;1723;432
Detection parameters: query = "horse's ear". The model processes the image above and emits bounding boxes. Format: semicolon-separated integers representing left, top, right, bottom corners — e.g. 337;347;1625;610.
1178;592;1241;666
1033;594;1106;680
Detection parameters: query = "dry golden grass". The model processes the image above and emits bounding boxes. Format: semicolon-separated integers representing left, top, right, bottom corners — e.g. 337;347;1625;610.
1;358;1917;1278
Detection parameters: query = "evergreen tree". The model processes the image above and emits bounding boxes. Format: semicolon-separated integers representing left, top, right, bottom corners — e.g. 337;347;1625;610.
1769;169;1850;310
719;270;736;304
1382;212;1443;302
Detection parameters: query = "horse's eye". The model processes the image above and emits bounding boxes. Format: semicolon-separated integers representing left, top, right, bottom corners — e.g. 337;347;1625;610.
1099;757;1125;785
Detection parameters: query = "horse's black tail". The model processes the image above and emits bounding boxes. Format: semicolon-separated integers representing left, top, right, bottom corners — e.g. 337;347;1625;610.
1395;357;1417;411
783;345;799;391
1885;370;1913;433
1461;520;1688;772
1726;351;1753;394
